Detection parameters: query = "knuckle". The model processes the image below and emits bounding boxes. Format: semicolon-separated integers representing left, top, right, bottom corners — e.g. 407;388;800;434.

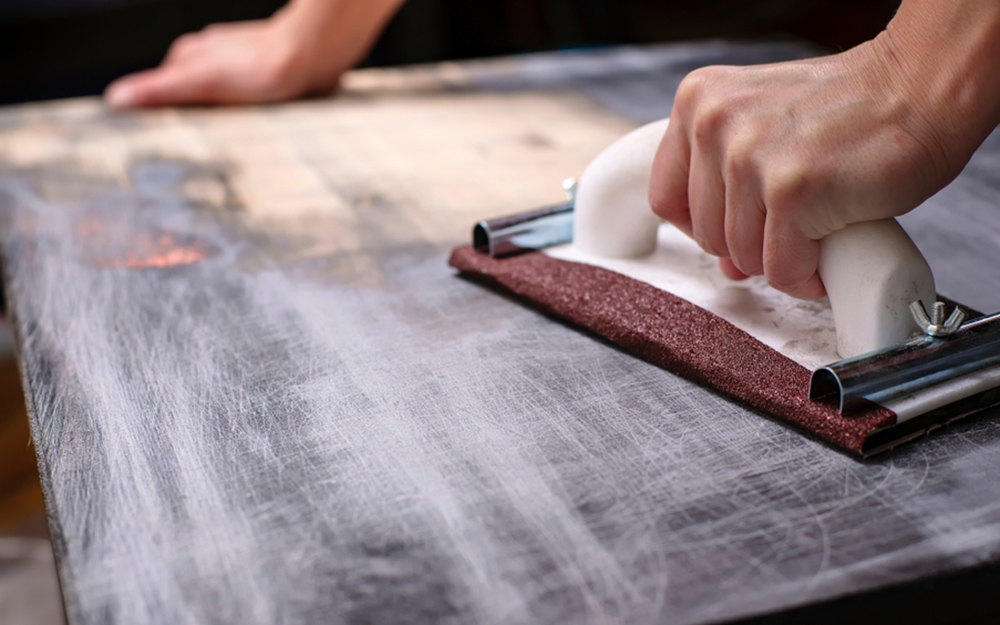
724;222;753;270
733;258;762;277
737;259;764;276
692;223;727;257
167;33;202;59
765;269;803;294
648;185;678;221
763;162;812;215
762;247;811;295
735;258;763;277
674;66;724;112
723;136;756;182
202;23;229;36
166;41;187;58
706;242;729;258
692;233;716;256
691;95;729;147
673;71;705;113
173;32;200;48
648;187;666;218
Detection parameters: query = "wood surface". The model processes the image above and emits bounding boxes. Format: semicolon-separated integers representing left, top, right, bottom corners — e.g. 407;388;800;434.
1;41;1000;625
0;322;64;625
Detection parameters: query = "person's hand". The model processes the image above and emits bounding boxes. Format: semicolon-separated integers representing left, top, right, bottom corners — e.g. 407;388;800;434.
649;1;1000;300
648;45;946;300
105;0;403;108
106;16;326;107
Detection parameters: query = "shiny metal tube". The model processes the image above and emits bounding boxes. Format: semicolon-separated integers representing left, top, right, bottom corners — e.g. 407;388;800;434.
809;312;1000;414
473;202;574;257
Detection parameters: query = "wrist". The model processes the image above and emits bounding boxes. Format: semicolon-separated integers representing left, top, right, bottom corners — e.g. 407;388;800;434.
285;0;404;48
280;0;405;76
874;1;1000;174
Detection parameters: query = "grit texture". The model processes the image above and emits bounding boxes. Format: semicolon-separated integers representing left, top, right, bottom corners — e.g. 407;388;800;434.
449;245;897;455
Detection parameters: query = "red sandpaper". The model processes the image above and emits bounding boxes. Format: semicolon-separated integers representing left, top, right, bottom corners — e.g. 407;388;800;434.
448;245;897;455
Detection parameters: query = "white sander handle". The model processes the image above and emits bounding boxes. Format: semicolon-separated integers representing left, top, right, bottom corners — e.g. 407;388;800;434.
572;119;935;359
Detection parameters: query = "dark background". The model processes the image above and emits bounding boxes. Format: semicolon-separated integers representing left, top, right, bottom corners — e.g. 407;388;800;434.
0;0;899;105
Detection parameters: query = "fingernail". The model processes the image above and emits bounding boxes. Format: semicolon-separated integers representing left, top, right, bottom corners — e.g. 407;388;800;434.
106;84;135;109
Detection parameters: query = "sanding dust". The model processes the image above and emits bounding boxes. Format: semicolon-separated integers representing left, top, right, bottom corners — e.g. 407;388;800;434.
545;224;841;371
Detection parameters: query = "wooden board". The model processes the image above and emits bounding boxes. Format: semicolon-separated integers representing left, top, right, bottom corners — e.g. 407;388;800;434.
2;41;1000;625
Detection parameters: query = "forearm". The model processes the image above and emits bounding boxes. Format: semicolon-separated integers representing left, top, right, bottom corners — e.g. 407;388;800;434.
875;0;1000;173
281;0;407;67
286;0;407;24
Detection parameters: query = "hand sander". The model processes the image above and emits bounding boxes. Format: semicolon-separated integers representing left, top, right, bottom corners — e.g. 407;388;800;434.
449;119;1000;456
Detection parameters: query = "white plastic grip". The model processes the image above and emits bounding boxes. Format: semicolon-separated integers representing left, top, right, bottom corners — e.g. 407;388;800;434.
817;221;935;358
573;119;668;257
572;117;936;359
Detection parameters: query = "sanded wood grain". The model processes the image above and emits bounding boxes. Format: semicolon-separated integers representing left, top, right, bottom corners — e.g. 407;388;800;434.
1;41;1000;625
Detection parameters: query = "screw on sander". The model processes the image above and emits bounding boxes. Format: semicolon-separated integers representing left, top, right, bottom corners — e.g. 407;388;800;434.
561;177;578;202
910;300;965;337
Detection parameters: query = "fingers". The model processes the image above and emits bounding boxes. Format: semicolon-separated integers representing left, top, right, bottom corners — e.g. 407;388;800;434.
724;161;824;299
163;32;206;65
650;105;823;298
105;65;213;108
688;140;729;258
653;66;826;300
105;28;216;109
718;258;749;280
723;147;765;277
649;118;693;238
724;168;826;300
653;68;736;263
105;72;154;109
762;216;826;300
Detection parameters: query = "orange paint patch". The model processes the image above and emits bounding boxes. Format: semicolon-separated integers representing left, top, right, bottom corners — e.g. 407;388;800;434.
115;234;211;269
80;229;215;270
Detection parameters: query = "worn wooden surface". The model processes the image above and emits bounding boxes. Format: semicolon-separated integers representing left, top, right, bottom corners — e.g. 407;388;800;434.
2;41;1000;625
0;318;64;625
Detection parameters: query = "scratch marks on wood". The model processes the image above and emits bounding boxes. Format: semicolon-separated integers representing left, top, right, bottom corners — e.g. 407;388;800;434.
1;42;1000;625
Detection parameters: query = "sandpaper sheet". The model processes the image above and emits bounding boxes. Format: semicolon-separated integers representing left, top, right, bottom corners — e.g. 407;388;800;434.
448;245;897;455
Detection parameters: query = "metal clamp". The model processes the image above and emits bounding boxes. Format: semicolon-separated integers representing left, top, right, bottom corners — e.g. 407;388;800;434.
472;177;579;258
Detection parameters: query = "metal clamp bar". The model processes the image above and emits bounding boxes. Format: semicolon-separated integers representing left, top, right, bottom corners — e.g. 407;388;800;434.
472;202;574;258
809;311;1000;413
